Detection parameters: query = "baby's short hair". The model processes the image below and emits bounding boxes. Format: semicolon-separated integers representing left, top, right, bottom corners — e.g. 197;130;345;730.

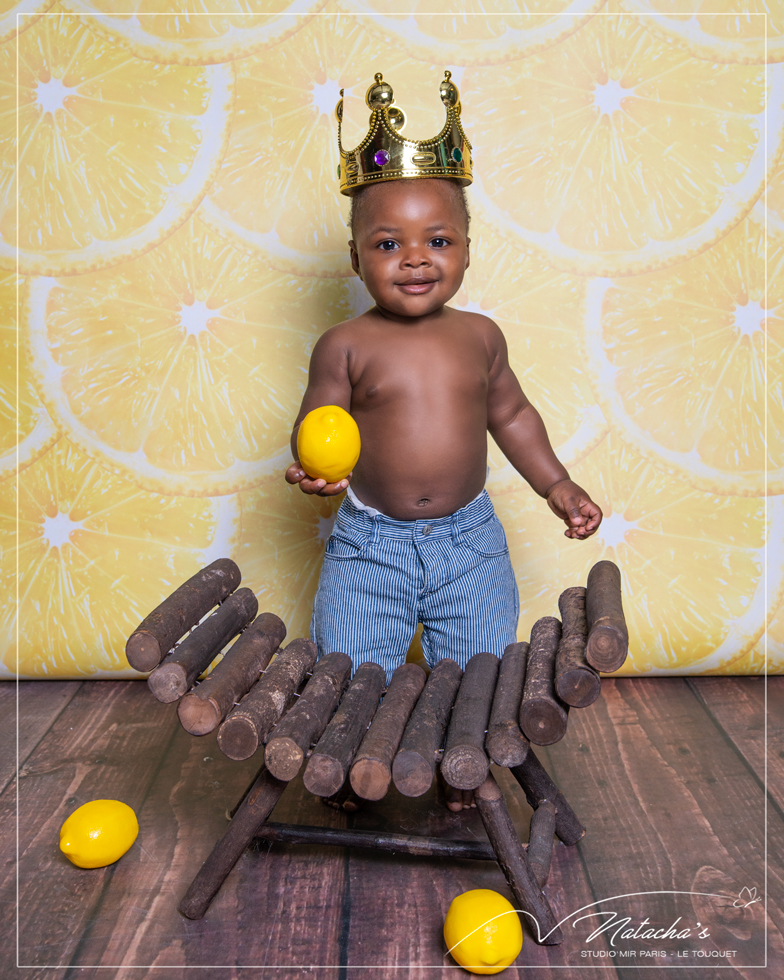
348;178;471;238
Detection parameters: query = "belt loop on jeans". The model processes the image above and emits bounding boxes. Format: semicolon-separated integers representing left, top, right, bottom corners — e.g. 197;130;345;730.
367;514;380;549
451;511;461;547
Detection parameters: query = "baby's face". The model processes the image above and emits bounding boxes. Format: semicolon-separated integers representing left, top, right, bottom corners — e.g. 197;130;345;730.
349;180;470;320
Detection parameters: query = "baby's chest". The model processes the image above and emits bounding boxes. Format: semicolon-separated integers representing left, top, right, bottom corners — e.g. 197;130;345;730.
352;346;489;408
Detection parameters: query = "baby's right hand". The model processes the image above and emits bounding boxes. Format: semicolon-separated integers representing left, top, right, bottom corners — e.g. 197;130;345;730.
285;461;350;496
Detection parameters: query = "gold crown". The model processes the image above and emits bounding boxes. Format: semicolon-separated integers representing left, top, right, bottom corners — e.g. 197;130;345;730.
335;71;472;196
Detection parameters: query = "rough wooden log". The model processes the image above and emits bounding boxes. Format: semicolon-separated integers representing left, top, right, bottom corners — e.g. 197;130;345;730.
486;642;530;767
215;639;318;760
555;587;600;707
519;617;569;746
303;662;386;798
147;589;258;704
474;774;562;945
585;560;628;672
178;613;287;736
263;652;352;782
126;558;241;672
509;750;585;846
392;658;463;798
350;663;426;801
527;800;557;887
178;764;287;920
441;652;499;791
253;822;498;861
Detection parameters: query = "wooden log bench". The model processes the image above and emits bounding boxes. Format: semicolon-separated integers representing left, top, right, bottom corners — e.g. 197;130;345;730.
126;557;628;946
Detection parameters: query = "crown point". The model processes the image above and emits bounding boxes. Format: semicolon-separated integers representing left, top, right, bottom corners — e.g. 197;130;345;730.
440;73;459;108
366;75;395;110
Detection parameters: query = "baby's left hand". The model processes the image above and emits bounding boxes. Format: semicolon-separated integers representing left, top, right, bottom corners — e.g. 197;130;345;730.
545;479;602;539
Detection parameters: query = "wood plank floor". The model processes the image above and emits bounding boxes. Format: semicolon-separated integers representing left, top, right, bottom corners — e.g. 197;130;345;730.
1;676;781;980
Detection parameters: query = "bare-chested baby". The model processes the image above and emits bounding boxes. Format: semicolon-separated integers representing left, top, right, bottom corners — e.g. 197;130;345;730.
286;178;602;780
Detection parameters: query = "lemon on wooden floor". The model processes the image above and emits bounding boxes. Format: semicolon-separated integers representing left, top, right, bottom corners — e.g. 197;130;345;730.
60;800;138;869
0;272;59;481
494;435;784;675
444;889;523;974
0;9;233;276
335;0;607;65
58;0;326;65
0;438;241;678
24;217;352;497
467;15;784;277
452;218;607;497
297;405;360;484
199;21;443;277
582;218;782;497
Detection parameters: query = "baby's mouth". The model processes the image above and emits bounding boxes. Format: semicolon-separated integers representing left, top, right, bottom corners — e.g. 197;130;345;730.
397;278;437;294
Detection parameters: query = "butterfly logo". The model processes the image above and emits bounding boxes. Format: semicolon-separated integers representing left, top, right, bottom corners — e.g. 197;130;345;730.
733;887;761;909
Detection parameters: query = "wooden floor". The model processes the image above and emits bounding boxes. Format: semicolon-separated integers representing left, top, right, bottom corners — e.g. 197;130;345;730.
1;676;782;980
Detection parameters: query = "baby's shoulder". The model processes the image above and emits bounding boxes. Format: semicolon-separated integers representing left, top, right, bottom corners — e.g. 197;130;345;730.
446;305;506;349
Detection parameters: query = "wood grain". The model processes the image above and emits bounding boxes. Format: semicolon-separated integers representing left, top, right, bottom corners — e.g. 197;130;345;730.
2;677;780;980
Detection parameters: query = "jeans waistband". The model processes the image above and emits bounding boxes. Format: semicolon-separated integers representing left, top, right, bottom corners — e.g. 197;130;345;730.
336;488;495;543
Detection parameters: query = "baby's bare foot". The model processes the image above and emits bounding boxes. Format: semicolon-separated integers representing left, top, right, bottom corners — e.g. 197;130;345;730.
439;771;476;811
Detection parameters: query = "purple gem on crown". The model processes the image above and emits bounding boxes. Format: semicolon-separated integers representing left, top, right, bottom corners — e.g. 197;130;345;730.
374;149;390;167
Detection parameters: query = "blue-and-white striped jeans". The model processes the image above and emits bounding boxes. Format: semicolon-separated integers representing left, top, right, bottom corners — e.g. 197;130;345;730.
310;489;519;679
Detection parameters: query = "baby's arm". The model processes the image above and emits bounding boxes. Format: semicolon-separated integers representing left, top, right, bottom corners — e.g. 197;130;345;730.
484;320;602;539
286;327;353;496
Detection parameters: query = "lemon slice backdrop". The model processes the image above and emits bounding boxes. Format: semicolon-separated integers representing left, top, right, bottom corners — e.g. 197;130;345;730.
58;0;327;65
616;0;784;65
583;219;782;496
1;272;59;481
2;439;241;678
1;8;234;276
3;8;781;676
467;14;784;277
0;0;57;44
455;218;609;496
496;436;784;674
25;217;353;496
334;0;609;66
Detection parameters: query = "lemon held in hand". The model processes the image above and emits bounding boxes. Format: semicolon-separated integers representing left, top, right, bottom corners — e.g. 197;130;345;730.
444;889;523;974
59;800;139;869
297;406;361;484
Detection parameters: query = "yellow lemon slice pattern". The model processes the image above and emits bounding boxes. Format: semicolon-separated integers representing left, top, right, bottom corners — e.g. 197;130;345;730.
58;0;327;66
334;0;608;66
0;0;57;43
238;479;342;642
0;9;234;276
583;219;782;497
199;15;450;277
750;156;784;243
746;600;784;673
0;271;59;481
617;0;784;65
493;436;784;674
24;217;353;497
452;218;608;495
467;15;784;277
2;438;241;678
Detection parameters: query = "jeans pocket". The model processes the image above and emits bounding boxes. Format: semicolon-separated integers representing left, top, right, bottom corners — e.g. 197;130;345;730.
324;528;368;561
462;517;509;558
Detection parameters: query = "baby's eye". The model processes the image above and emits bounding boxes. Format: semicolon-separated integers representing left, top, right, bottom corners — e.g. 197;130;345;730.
377;239;398;251
429;237;450;248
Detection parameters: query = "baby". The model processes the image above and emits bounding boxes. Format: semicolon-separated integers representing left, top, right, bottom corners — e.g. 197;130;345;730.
285;75;601;808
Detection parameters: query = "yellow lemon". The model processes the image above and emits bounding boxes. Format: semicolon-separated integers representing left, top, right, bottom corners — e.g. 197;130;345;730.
297;405;360;484
444;889;523;975
59;799;138;869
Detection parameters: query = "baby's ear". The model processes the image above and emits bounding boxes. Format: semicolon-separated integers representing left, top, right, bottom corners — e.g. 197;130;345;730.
465;237;471;270
348;240;362;279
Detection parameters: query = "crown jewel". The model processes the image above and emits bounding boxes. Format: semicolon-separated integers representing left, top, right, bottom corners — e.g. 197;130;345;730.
335;71;472;196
